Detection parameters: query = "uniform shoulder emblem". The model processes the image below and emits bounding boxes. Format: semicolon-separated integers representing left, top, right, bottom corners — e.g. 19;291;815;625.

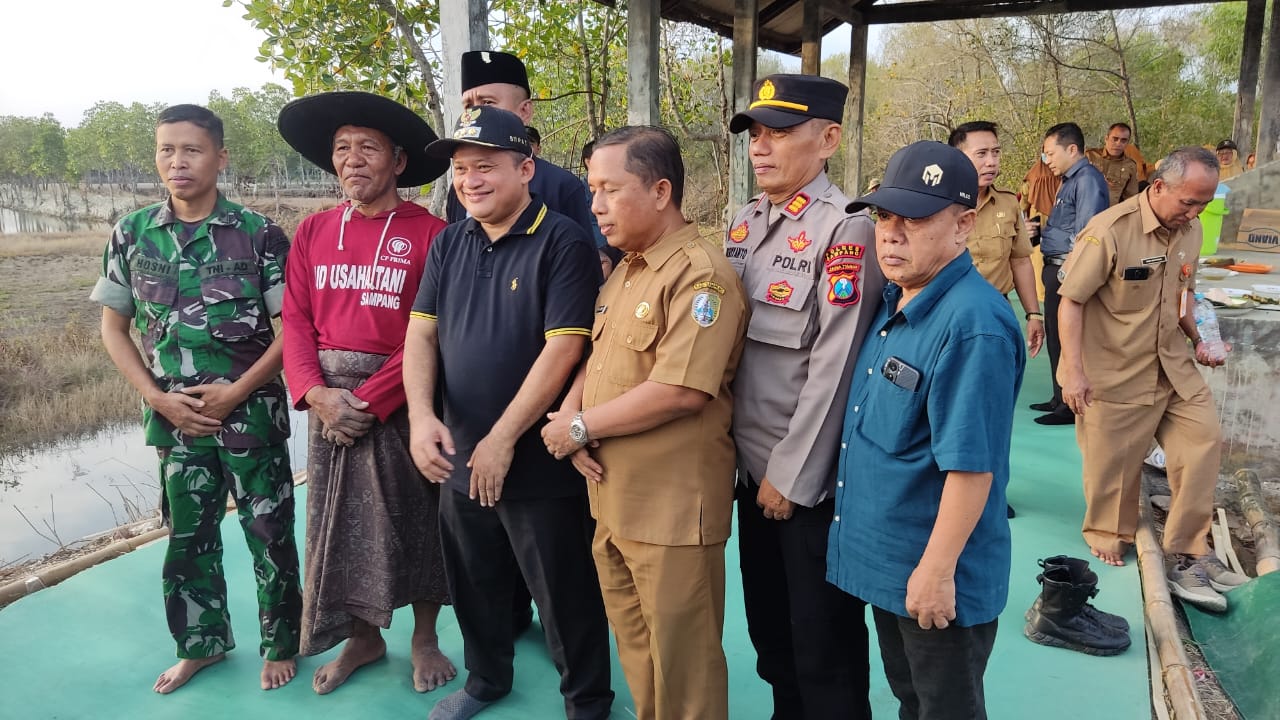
782;192;811;218
691;290;722;327
823;244;865;307
729;221;749;243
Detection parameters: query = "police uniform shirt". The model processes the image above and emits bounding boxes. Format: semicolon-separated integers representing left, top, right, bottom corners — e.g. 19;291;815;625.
410;200;600;500
583;223;747;547
1087;149;1140;206
725;172;884;507
1057;191;1205;405
447;157;594;234
967;186;1031;295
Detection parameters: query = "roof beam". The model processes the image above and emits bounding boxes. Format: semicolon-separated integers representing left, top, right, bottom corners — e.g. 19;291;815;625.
863;0;1237;25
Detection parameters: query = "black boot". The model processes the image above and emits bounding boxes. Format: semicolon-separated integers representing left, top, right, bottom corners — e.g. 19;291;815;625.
1024;556;1129;633
1024;566;1131;656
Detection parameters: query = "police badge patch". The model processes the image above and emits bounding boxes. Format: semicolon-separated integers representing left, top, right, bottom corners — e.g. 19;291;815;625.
691;291;721;327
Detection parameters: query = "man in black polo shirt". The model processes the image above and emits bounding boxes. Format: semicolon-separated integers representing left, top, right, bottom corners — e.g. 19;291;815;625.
404;106;612;720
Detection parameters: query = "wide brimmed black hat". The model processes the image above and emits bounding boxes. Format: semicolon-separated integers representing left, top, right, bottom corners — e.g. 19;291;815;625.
277;91;448;188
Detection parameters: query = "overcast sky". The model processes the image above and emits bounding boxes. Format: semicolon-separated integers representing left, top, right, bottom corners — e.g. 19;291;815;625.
0;0;280;126
1;1;870;128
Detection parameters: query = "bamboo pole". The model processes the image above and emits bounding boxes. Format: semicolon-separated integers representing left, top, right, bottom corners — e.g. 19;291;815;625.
1138;482;1208;720
0;526;169;607
1232;468;1280;575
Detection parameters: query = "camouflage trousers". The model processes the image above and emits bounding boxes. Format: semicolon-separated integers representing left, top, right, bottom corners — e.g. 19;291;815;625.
157;443;302;661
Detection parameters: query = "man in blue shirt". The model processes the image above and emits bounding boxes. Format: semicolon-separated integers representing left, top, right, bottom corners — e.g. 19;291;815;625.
828;141;1026;720
1035;122;1110;425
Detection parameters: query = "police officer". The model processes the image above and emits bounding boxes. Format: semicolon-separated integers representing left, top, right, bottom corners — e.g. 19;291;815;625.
1085;123;1140;206
1057;147;1248;608
725;73;883;720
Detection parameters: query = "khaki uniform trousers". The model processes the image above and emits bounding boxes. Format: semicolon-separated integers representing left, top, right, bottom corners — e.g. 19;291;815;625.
592;523;728;720
1077;371;1218;556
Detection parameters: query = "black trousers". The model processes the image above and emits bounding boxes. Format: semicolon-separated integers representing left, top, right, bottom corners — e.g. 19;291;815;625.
439;489;613;719
873;608;998;720
1041;261;1065;406
736;481;871;720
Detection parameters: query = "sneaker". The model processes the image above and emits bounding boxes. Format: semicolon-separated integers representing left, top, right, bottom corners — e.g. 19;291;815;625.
1197;554;1250;592
1167;555;1227;612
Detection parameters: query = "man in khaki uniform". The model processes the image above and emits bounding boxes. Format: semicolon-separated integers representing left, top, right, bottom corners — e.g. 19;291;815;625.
542;126;747;720
723;73;881;719
1057;146;1248;610
949;121;1044;357
1085;123;1140;206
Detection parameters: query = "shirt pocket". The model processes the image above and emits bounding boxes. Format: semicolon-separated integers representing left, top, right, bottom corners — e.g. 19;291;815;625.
859;376;928;456
131;273;178;322
1106;274;1158;315
200;268;267;341
746;275;815;349
607;319;658;386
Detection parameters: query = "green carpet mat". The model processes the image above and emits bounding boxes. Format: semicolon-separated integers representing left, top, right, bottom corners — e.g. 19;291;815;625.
1184;572;1280;719
0;345;1150;718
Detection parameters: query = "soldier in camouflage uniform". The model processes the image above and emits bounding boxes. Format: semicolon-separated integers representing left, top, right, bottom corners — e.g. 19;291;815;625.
91;104;301;694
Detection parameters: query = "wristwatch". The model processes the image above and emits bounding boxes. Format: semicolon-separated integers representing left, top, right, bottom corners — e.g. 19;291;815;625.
569;411;590;445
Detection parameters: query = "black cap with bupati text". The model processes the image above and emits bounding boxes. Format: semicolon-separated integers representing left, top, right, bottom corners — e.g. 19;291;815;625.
729;74;848;133
424;106;533;158
847;141;978;219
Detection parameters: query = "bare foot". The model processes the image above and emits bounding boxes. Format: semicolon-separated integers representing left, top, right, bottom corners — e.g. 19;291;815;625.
262;657;297;690
153;654;225;694
411;633;457;693
1091;546;1127;567
312;633;386;694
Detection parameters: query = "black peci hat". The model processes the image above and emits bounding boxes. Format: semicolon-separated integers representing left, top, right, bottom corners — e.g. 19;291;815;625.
461;50;531;95
277;91;448;188
425;106;533;159
847;141;978;219
729;74;848;134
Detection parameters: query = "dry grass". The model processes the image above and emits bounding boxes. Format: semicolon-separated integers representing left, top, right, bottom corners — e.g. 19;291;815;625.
0;232;137;453
0;318;138;454
0;231;105;258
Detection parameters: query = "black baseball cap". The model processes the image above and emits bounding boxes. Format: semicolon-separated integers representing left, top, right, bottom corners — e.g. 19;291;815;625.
847;141;978;219
425;106;533;158
461;50;531;95
1216;139;1238;152
277;91;447;187
729;74;848;133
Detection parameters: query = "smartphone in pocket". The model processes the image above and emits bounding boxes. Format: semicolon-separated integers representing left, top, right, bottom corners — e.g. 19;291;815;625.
882;356;921;392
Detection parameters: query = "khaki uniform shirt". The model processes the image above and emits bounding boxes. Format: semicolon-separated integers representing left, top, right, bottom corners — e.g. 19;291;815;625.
725;173;884;507
1057;191;1205;405
967;187;1031;295
1087;149;1140;206
583;223;748;546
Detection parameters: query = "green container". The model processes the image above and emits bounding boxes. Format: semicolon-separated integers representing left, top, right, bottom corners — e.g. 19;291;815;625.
1200;198;1228;256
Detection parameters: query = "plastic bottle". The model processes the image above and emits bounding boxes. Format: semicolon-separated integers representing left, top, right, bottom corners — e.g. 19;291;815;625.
1193;294;1227;363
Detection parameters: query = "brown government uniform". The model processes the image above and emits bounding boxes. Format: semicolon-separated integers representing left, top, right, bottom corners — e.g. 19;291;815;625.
582;221;747;720
967;186;1032;295
1057;190;1217;557
1086;149;1140;206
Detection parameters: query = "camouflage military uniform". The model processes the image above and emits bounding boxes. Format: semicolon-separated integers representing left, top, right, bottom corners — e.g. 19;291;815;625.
91;194;301;661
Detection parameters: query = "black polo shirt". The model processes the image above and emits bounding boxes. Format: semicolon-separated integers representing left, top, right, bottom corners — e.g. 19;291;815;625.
411;199;599;499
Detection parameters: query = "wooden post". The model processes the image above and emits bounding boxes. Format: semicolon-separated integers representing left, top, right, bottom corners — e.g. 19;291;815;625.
1233;0;1266;159
1234;469;1280;575
439;0;488;130
728;0;759;217
844;19;868;197
628;0;660;125
801;0;822;74
1257;0;1280;165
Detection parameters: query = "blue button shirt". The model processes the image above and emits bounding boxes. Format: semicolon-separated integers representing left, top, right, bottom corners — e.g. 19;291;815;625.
1040;157;1110;258
826;251;1025;626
